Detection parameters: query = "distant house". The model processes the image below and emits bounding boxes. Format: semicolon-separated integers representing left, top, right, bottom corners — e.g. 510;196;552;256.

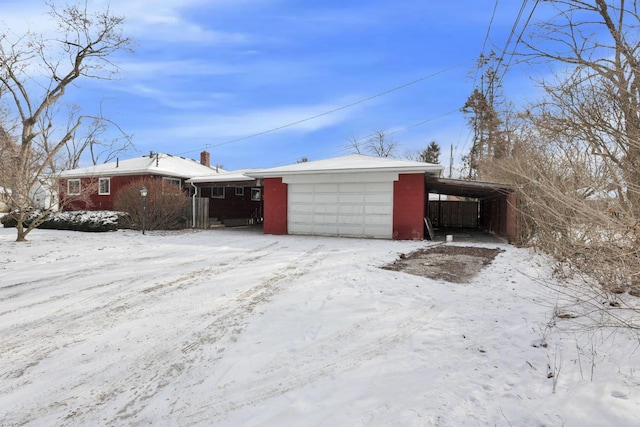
59;151;221;211
246;154;444;240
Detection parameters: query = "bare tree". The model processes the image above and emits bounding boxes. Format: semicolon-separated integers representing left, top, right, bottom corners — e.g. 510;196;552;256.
0;1;132;241
345;132;364;154
462;52;507;180
522;0;640;217
367;130;398;157
476;1;640;332
62;104;133;170
345;130;398;158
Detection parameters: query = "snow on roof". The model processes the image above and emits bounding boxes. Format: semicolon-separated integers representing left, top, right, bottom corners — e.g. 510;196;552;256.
186;169;259;184
59;153;224;179
246;154;444;178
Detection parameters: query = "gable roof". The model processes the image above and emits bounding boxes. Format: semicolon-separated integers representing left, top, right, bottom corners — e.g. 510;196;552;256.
246;154;444;178
59;153;223;179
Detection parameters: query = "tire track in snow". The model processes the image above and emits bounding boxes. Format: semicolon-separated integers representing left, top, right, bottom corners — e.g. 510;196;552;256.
188;304;437;424
0;241;280;304
99;245;327;424
0;242;284;391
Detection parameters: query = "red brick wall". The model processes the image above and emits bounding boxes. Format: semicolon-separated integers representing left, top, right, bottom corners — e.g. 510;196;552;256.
392;173;425;240
60;175;183;211
263;177;288;235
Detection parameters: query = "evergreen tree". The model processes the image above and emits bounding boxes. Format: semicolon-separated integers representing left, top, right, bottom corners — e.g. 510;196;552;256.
420;141;441;163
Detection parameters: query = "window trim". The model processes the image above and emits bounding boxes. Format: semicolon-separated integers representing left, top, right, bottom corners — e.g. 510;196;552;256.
251;187;262;201
98;177;110;195
162;177;182;188
235;187;244;196
211;187;225;199
67;179;81;195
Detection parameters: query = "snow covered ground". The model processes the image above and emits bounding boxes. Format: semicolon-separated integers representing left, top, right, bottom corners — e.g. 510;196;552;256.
1;227;639;426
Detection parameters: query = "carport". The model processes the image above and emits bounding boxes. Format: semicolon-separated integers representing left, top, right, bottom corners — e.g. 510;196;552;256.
425;177;519;244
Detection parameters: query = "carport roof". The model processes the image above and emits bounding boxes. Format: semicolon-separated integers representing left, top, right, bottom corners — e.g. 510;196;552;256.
247;154;444;178
186;169;258;184
426;177;513;199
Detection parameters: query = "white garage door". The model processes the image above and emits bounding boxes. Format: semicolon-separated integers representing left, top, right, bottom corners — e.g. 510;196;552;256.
288;180;393;238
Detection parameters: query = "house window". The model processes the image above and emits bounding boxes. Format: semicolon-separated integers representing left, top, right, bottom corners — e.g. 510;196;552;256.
211;187;225;199
67;179;81;195
98;178;110;195
235;187;244;196
251;188;261;201
162;177;182;188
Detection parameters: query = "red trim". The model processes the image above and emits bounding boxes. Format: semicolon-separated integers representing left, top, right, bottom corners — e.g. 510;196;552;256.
263;177;288;235
393;173;425;240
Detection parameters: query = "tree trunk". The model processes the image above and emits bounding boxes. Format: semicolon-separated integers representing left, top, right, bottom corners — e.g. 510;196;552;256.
16;222;27;242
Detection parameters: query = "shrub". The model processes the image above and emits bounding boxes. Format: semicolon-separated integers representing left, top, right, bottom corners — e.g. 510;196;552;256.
113;177;188;231
1;210;125;232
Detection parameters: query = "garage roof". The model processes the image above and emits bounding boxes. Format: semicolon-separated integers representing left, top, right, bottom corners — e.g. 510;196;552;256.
426;177;513;199
247;154;444;178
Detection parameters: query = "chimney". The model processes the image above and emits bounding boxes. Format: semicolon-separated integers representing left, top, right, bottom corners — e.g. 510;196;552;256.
200;150;211;167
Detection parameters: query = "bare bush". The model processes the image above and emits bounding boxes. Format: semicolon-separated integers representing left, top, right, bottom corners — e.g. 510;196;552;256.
463;1;640;333
114;178;188;231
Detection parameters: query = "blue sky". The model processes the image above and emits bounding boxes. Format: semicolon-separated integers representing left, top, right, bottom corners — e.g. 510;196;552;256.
4;0;543;174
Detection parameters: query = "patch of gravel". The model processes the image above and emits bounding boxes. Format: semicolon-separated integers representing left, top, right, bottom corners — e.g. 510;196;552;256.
382;245;505;283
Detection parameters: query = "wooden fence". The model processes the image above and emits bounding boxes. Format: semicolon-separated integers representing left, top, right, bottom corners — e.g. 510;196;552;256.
186;197;209;229
428;200;479;228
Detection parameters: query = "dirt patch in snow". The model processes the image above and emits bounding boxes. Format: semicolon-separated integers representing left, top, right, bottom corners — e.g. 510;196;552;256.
382;245;504;283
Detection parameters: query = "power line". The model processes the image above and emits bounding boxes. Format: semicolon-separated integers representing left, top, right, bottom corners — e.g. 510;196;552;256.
177;61;470;156
337;108;460;154
465;0;503;165
481;0;501;57
496;0;539;87
387;109;460;137
462;0;539;165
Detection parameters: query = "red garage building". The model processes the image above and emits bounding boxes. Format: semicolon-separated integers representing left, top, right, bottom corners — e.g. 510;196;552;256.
246;154;444;240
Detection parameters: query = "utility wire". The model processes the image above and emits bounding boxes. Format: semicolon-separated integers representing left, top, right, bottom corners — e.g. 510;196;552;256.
482;0;500;55
338;108;460;154
386;108;460;137
177;61;469;156
462;0;503;169
495;0;539;87
462;0;539;165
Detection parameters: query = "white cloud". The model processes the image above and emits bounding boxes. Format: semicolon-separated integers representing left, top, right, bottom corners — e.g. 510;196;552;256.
98;0;258;45
117;59;242;79
119;83;231;109
2;0;254;47
147;99;362;141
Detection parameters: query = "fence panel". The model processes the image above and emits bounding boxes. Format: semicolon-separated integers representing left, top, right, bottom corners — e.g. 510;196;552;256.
428;200;478;228
186;197;209;229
